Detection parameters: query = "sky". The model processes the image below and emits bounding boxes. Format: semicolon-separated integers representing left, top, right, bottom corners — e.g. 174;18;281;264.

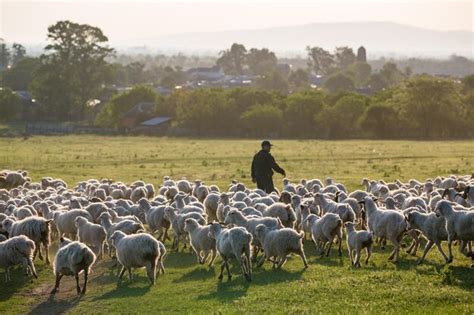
1;0;472;45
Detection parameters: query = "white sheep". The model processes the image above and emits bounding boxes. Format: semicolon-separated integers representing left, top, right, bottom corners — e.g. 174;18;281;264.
74;216;107;259
406;210;449;264
54;209;93;239
203;192;220;222
193;180;209;202
183;218;217;266
255;224;308;269
1;217;52;264
98;212;144;253
51;237;96;295
345;222;373;267
261;202;296;228
360;197;407;263
309;213;343;257
208;223;252;281
0;235;37;282
164;207;206;250
434;200;474;266
109;231;162;284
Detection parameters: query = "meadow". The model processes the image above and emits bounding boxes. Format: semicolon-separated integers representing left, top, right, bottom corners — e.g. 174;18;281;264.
0;136;473;314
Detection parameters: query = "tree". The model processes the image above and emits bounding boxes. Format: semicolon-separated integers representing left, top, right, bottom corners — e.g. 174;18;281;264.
359;104;400;138
11;43;26;66
0;88;21;121
0;39;10;70
126;62;146;85
306;46;334;75
31;20;114;121
2;57;41;90
246;48;277;75
462;74;474;91
288;69;310;89
284;90;325;137
160;66;185;89
368;73;388;92
256;70;289;94
323;72;355;93
95;85;159;127
334;46;356;70
216;43;247;75
240;104;283;137
380;62;405;85
349;62;372;87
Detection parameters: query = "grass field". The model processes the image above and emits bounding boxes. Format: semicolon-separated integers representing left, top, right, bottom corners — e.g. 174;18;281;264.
0;136;473;314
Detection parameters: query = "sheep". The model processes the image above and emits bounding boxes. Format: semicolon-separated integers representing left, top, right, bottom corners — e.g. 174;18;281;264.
203;193;220;222
193;180;209;202
130;186;147;203
309;213;343;257
0;234;6;242
345;222;373;267
12;206;37;220
313;193;355;223
144;205;170;242
109;231;162;284
164;207;206;250
208;223;252;281
183;218;217;266
0;235;37;282
177;178;192;194
261;202;296;228
74;216;107;259
255;224;308;269
405;210;449;264
98;212;144;254
360;197;407;263
51;237;96;295
224;209;282;260
1;217;52;264
54;209;93;239
434;200;474;265
0;170;30;189
216;193;231;222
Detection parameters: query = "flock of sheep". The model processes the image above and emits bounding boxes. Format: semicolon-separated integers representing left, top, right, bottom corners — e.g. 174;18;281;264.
0;169;473;296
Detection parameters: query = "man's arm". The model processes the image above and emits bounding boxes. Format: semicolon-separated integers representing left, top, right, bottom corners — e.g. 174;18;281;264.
269;154;286;176
251;155;256;181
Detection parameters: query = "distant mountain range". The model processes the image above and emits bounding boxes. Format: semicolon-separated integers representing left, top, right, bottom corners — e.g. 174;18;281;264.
127;22;473;57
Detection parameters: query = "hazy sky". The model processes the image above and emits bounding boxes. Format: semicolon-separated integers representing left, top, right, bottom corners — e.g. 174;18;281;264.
1;0;472;45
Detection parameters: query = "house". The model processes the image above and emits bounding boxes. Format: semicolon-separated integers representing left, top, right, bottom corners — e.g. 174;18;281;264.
120;102;156;129
186;66;225;82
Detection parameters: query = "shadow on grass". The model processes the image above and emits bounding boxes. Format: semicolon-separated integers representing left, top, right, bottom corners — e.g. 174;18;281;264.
92;277;152;301
0;264;48;302
173;266;216;283
28;295;80;315
414;263;474;291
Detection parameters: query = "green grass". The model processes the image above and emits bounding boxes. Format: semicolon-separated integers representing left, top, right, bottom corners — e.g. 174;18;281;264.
0;136;473;314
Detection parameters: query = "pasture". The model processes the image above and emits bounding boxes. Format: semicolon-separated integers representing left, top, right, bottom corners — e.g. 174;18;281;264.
0;136;473;314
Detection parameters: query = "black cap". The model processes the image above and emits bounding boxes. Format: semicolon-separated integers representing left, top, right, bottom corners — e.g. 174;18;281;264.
261;140;273;147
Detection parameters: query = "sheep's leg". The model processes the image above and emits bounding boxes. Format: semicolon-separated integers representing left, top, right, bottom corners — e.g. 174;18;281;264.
224;261;232;280
74;273;81;295
156;228;163;242
127;268;133;281
81;269;89;295
50;273;63;294
33;245;39;261
159;259;166;274
208;249;217;267
276;256;287;269
245;250;252;280
434;242;449;263
297;247;308;268
146;260;156;285
354;249;361;267
447;238;454;263
251;246;260;262
390;239;401;262
365;245;372;265
43;242;50;265
326;240;333;257
118;266;126;279
218;260;226;280
417;240;434;265
202;250;211;265
5;266;10;282
348;248;354;265
257;253;267;268
337;234;343;256
37;243;44;261
26;257;38;279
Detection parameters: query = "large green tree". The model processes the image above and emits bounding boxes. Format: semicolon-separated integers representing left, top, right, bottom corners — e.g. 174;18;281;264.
30;20;114;121
334;46;356;70
246;48;277;75
2;57;41;90
0;87;21;121
323;72;355;93
306;46;334;75
216;43;247;75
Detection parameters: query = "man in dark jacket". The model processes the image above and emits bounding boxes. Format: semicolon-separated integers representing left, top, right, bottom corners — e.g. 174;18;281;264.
251;140;286;193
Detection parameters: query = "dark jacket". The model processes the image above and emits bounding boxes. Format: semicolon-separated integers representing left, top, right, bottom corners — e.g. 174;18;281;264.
251;150;285;179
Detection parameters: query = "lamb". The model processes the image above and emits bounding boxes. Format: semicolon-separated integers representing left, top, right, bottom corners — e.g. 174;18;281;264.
50;237;96;295
0;235;37;282
109;231;162;284
360;197;407;263
164;207;206;250
74;217;107;259
208;223;252;281
309;213;343;257
261;202;296;228
224;209;282;260
405;210;449;264
54;209;93;239
183;218;217;266
434;200;474;265
345;222;373;267
203;193;220;222
0;217;52;264
255;224;308;269
193;180;209;202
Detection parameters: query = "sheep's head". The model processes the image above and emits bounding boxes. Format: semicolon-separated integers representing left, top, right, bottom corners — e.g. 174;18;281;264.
434;200;451;217
254;224;268;241
208;222;222;239
184;218;198;233
344;221;355;231
224;209;240;225
279;191;292;204
98;211;111;222
109;230;126;247
59;237;73;248
74;216;87;227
